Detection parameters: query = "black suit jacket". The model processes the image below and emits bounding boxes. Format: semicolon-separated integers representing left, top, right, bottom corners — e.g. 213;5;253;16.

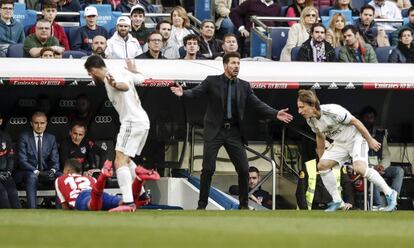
183;74;278;144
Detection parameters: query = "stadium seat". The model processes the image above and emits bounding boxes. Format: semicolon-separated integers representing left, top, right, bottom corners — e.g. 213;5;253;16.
329;9;353;25
319;6;331;16
178;46;185;58
88;115;118;141
290;46;301;61
402;8;409;17
375;46;393;63
352;0;366;14
79;5;119;32
12;3;37;28
7;43;24;58
270;27;290;61
281;5;289;17
68;27;80;49
4;116;30;142
63;50;87;58
47;116;70;142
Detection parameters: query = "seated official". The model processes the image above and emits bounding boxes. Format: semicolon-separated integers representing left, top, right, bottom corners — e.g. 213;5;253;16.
296;159;355;210
14;112;60;209
59;121;107;175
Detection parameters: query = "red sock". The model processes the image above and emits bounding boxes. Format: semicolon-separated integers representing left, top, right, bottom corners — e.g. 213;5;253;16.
132;178;143;206
89;174;106;210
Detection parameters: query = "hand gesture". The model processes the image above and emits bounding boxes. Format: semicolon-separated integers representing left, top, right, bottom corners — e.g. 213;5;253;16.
368;138;381;152
105;72;116;87
240;29;250;37
125;58;139;74
276;108;293;123
170;83;183;96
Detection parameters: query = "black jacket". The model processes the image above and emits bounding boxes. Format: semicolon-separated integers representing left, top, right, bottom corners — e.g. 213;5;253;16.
297;38;336;62
199;38;223;59
182;74;278;144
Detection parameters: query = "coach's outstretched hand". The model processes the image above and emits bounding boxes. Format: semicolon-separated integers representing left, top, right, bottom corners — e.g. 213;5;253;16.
170;83;183;97
276;108;293;123
125;59;139;74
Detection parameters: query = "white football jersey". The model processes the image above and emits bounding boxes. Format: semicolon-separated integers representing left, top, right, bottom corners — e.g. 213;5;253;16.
104;68;149;128
307;104;357;143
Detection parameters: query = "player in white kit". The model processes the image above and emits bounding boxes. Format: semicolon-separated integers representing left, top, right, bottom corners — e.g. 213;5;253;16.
297;90;397;211
84;55;158;212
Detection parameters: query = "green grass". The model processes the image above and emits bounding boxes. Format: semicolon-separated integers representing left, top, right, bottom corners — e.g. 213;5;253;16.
1;210;414;248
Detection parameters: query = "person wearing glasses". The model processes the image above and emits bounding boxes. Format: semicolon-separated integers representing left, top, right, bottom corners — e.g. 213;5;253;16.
23;19;64;58
106;16;143;59
281;6;319;61
136;31;165;59
0;0;24;57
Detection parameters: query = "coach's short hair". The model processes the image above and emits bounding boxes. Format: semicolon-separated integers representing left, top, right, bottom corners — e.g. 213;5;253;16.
223;51;240;64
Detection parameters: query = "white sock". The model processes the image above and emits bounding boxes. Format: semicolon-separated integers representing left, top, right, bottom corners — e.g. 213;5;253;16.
320;169;342;203
128;160;137;180
116;166;134;203
364;167;393;196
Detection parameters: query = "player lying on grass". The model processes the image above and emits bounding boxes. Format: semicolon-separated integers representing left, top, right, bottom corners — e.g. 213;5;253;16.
55;158;159;212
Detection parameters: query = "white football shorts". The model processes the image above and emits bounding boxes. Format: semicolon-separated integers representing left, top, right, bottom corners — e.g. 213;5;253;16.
115;122;149;157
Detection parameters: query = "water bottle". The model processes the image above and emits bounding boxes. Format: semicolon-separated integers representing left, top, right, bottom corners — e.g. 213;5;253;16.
146;189;152;205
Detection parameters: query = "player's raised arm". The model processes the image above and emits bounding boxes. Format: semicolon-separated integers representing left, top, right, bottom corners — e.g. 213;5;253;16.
106;73;129;91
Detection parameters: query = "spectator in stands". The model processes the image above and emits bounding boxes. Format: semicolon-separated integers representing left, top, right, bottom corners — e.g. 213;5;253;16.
313;0;335;11
182;34;202;60
55;0;81;23
130;4;149;47
338;24;378;62
326;13;345;48
136;31;165;59
26;0;41;11
23;19;64;58
354;5;389;48
360;106;404;209
369;0;402;31
230;0;281;37
391;6;414;45
286;0;314;27
214;0;236;35
198;19;223;59
59;121;107;174
297;23;337;62
296;159;354;210
0;0;25;57
280;6;319;61
389;27;414;62
168;6;193;48
105;16;142;59
0;113;21;209
40;47;56;58
390;0;411;10
14;112;60;209
116;0;154;15
69;94;94;127
86;35;107;58
331;0;359;16
71;6;108;54
155;20;180;59
29;0;70;51
81;0;112;10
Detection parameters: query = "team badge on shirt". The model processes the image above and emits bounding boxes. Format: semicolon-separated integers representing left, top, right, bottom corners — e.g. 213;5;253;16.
1;142;6;150
80;146;86;154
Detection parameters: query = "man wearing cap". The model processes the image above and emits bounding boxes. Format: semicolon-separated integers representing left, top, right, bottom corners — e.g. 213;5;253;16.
71;6;108;54
105;16;143;59
130;4;149;47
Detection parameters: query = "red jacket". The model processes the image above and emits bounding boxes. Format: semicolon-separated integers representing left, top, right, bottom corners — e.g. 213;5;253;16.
29;22;70;51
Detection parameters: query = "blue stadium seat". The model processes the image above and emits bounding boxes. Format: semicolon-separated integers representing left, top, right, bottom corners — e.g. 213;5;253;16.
12;3;37;27
7;43;24;57
68;27;80;49
375;46;393;63
79;5;119;32
270;27;290;61
178;46;185;58
319;6;331;16
63;50;87;58
281;5;289;17
291;46;301;61
402;8;409;17
329;9;354;25
352;0;366;14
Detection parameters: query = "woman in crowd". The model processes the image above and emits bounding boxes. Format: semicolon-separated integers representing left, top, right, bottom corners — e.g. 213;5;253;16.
280;6;319;61
285;0;314;27
331;0;359;16
326;13;345;48
168;5;193;47
389;28;414;63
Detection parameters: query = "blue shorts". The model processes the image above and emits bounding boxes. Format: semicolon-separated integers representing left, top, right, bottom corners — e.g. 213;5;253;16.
75;190;121;211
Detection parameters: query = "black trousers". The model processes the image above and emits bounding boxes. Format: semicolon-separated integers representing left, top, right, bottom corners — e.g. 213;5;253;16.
0;177;21;209
198;126;249;209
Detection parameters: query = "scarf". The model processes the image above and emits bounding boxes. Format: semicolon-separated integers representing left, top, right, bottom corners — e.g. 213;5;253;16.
398;42;414;63
311;39;326;62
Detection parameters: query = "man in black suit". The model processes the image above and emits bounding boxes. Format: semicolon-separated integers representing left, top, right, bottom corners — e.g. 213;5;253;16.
171;52;293;209
14;111;60;208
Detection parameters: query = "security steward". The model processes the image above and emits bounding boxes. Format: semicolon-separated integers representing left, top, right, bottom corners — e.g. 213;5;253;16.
296;159;355;210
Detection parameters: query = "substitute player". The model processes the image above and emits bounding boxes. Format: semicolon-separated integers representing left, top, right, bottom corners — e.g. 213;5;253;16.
55;158;159;211
84;55;150;212
297;90;397;212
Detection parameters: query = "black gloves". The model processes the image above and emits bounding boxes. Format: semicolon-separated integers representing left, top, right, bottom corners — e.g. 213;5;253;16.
0;171;11;182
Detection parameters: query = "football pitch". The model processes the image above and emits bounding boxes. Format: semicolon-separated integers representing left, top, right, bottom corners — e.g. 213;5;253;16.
1;210;413;248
